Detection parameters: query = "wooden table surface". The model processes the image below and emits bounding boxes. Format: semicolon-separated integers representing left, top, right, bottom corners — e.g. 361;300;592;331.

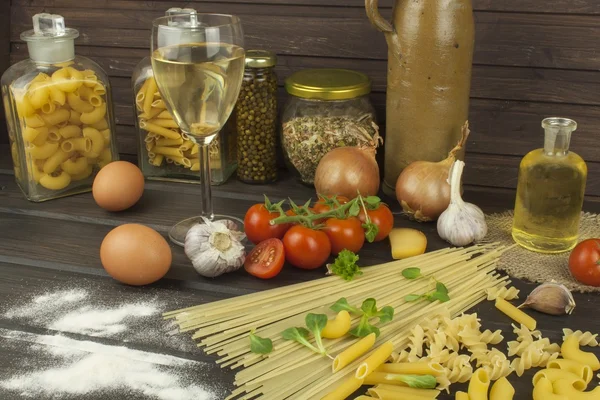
0;146;599;400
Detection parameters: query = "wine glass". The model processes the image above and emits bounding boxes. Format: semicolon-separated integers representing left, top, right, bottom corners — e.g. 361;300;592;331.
151;13;245;246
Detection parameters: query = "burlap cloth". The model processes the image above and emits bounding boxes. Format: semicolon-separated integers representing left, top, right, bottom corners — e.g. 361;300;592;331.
484;211;600;293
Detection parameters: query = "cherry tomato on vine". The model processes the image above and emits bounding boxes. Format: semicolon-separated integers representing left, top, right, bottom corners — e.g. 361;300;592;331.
313;195;350;214
324;217;365;255
283;225;331;269
569;238;600;286
358;204;394;242
244;239;285;279
244;203;289;244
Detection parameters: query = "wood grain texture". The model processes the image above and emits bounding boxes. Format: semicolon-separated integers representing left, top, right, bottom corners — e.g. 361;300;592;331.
4;0;600;198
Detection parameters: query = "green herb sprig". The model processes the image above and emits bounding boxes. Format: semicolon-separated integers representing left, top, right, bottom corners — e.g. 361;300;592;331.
249;330;273;354
281;313;331;358
384;374;438;388
326;250;363;281
331;297;394;338
402;267;450;303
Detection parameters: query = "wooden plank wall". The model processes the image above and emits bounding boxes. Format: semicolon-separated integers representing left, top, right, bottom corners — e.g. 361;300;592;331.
3;0;600;197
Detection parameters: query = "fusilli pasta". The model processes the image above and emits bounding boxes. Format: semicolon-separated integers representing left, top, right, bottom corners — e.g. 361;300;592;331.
562;329;599;347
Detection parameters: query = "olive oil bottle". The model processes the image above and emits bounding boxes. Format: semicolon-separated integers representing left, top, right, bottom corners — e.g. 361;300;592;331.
512;118;587;253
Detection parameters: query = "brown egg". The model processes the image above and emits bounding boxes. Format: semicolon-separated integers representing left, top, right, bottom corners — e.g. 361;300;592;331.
93;161;145;211
100;224;172;285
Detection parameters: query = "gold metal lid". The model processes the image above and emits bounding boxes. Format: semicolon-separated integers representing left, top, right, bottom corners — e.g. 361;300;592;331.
245;50;277;68
285;68;371;100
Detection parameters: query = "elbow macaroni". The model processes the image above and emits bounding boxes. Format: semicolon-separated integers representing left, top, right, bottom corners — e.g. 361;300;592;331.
322;311;351;339
562;335;600;371
533;377;567;400
489;376;514;400
8;67;115;195
467;368;490;400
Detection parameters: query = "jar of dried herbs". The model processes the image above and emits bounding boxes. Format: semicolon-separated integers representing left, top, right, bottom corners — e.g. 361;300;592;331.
235;50;278;184
282;69;380;185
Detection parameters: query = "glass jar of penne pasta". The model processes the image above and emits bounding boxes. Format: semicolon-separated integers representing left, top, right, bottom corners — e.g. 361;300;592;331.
0;13;119;202
131;8;238;186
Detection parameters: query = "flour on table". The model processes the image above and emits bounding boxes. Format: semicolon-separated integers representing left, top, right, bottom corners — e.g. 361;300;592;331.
0;329;219;400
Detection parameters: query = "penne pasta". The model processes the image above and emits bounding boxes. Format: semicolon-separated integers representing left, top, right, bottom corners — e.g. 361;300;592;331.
155;137;183;147
150;154;164;167
333;333;377;373
151;98;166;109
139;120;180;140
321;376;364;400
495;298;537;331
153;146;183;158
356;341;394;379
376;362;445;377
156;110;173;119
167;156;191;168
148;118;179;128
367;385;439;399
143;78;157;116
468;368;490;400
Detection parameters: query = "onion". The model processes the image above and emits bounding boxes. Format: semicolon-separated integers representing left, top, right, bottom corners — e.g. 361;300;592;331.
314;147;380;199
395;122;470;222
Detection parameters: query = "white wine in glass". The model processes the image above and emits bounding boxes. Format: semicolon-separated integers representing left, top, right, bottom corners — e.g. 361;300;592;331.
151;14;245;246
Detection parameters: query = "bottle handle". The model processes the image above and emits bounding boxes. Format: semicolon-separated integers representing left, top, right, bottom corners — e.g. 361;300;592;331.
365;0;394;33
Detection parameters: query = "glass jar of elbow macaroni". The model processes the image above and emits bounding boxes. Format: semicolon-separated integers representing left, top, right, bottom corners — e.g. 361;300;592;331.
0;13;119;202
131;8;237;186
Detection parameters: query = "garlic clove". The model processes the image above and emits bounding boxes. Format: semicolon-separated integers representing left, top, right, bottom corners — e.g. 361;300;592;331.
518;282;576;315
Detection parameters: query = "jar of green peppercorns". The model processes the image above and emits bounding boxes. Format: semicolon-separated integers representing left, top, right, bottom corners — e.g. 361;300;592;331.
235;50;278;184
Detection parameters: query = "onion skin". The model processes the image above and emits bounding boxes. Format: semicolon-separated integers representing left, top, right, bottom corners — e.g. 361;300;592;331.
314;147;380;199
396;159;452;222
395;121;470;222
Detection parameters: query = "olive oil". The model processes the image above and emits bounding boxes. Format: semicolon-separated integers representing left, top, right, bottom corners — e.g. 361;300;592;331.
512;118;587;253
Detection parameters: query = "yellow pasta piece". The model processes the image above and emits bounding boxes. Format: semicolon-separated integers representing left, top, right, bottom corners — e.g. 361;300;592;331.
49;85;66;106
78;85;103;107
321;376;364;400
139;120;180;139
494;298;536;331
562;335;600;371
88;118;108;130
533;377;567;400
333;333;377;373
51;66;83;93
29;142;59;159
31;72;50;83
153;146;183;158
80;103;107;125
39;171;71;190
70;165;94;181
151;98;166;109
41;108;70;127
82;70;98;87
61;137;92;154
61;156;88;175
455;392;469;400
376;362;445;377
82;127;105;158
356;341;394;379
322;311;352;339
553;378;600;399
547;358;593;384
92;82;106;96
364;372;430;387
100;129;111;146
68;110;82;125
58;125;82;139
43;149;72;174
149;118;179;128
389;228;427;259
40;101;56;115
180;140;194;151
136;77;151;107
150;154;164;167
367;385;439;399
27;81;51;109
139;107;164;120
155;137;183;147
15;94;36;117
47;127;61;143
167;156;191;168
489;376;514;400
468;368;490;400
23;126;49;145
190;161;200;171
24;114;45;128
156;110;173;119
532;368;586;390
354;396;375;400
67;92;94;113
143;78;157;116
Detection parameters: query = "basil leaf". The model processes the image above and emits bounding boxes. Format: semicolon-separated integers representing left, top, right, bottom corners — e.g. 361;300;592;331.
330;298;361;314
249;331;273;354
348;201;360;217
365;196;381;206
404;294;422;302
305;313;328;334
436;282;449;295
402;267;422;280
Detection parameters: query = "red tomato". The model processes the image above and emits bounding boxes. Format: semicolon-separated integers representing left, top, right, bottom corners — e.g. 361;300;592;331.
324;217;365;255
313;195;350;214
569;238;600;286
358;204;394;242
244;204;289;245
283;225;331;269
244;239;285;279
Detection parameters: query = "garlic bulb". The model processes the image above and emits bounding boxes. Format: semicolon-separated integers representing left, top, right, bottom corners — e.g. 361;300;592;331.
184;218;246;278
437;160;488;246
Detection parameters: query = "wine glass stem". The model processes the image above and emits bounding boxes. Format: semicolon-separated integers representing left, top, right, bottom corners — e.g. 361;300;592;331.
198;143;214;220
